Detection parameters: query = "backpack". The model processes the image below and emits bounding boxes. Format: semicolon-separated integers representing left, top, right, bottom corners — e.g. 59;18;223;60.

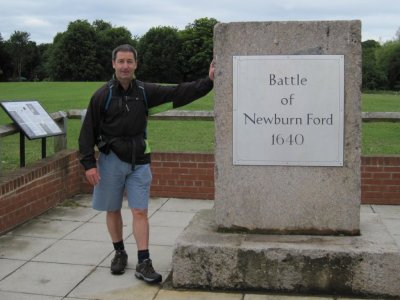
102;78;149;139
97;79;151;165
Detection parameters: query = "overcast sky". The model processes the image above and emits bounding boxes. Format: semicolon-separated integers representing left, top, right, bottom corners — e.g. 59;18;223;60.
0;0;398;44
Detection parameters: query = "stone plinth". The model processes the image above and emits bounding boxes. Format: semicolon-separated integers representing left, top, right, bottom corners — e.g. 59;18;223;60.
213;21;362;235
172;209;400;298
171;21;383;297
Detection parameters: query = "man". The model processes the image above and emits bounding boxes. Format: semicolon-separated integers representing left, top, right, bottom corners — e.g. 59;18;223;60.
78;44;214;284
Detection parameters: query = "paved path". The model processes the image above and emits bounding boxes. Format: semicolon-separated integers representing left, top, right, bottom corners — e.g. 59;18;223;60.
0;195;399;299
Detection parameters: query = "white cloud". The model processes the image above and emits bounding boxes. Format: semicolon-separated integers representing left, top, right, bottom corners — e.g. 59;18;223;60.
23;17;51;27
0;0;399;44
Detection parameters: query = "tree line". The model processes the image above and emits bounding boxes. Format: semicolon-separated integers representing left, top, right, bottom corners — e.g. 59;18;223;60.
362;31;400;90
0;18;399;90
0;17;217;83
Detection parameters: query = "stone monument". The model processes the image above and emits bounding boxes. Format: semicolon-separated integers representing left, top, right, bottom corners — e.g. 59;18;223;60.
172;21;400;297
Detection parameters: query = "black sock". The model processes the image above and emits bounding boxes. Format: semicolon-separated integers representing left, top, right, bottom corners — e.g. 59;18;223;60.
113;240;125;251
138;249;149;263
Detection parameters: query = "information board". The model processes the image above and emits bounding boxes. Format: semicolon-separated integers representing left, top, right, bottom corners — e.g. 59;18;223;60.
1;100;63;139
233;55;344;166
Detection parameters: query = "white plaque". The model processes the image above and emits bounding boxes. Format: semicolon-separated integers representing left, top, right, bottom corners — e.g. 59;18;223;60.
1;100;63;139
233;55;344;166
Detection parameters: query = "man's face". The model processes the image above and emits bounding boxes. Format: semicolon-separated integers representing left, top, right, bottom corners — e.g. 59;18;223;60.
112;51;137;82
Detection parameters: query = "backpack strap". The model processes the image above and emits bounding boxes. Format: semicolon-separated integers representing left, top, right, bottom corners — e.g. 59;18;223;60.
135;79;149;140
103;79;115;112
103;79;147;114
135;79;148;116
99;79;150;154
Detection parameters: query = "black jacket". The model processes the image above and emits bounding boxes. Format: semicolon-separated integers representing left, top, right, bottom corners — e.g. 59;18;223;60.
78;77;213;170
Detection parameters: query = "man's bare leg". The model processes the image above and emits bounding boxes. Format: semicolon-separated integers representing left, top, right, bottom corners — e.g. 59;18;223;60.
132;208;149;249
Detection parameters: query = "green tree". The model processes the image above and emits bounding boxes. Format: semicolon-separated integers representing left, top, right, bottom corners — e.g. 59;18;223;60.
35;43;51;80
0;33;12;81
93;19;113;32
362;40;387;90
47;20;100;81
178;17;218;81
137;26;181;83
47;19;136;81
6;31;32;80
94;20;136;80
23;41;40;80
376;40;400;90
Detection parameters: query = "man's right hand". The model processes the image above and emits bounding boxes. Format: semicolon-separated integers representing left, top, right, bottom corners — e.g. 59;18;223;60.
85;168;100;186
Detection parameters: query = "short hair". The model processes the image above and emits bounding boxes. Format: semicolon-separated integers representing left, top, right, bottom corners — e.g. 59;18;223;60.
112;44;138;61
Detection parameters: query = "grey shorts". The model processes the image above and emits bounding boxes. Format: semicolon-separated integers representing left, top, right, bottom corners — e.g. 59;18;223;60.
92;151;152;211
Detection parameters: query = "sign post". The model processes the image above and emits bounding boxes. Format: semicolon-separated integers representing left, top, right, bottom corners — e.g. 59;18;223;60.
1;100;64;167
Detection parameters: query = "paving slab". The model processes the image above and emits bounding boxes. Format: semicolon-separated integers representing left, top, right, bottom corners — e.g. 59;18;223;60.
144;244;174;272
0;235;56;260
159;198;214;212
9;218;84;239
148;197;170;214
244;295;333;300
68;266;160;299
32;239;111;265
149;210;196;227
0;291;62;299
40;206;100;222
155;289;243;299
360;205;373;214
148;225;186;247
63;221;129;242
1;197;398;300
392;234;400;248
68;193;93;207
0;261;93;297
381;218;400;232
0;258;25;280
381;218;400;248
372;205;400;219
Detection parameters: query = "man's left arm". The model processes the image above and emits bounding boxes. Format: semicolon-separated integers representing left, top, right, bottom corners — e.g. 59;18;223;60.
146;60;215;108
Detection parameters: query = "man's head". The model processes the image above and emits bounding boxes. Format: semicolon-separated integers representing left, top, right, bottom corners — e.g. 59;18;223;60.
112;44;138;84
112;44;137;62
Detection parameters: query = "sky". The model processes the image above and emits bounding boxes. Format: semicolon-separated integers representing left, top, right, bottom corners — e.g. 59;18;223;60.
0;0;399;45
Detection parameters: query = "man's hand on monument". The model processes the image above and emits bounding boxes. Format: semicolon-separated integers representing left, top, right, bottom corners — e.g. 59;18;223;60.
209;60;215;81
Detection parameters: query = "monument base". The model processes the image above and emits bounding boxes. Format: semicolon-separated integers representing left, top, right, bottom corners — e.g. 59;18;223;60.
172;210;400;298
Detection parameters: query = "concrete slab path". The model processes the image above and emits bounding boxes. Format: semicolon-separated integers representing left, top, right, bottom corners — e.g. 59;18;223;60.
0;195;399;299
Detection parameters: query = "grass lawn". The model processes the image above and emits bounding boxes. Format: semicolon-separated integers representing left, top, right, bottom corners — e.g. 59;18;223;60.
362;92;400;112
362;122;400;154
361;92;400;156
0;82;399;172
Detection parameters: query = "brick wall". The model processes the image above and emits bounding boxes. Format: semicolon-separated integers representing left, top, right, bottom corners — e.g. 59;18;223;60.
1;151;399;234
0;150;84;234
150;152;215;200
361;156;400;204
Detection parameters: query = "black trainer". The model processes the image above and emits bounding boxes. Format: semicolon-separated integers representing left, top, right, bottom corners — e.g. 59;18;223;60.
135;259;162;284
110;250;128;275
